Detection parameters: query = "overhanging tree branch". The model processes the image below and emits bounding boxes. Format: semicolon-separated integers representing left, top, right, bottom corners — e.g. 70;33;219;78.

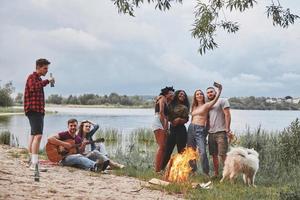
112;0;299;55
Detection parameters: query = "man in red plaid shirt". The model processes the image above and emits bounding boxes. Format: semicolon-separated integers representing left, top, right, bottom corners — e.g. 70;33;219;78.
24;58;55;173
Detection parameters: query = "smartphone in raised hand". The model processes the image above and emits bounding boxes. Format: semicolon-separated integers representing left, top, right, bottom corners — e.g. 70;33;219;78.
213;81;221;88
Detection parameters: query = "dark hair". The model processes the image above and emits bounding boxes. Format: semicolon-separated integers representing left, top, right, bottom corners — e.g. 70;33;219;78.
170;90;190;110
206;87;215;91
78;120;90;138
67;118;78;125
160;86;175;96
191;89;205;111
36;58;50;68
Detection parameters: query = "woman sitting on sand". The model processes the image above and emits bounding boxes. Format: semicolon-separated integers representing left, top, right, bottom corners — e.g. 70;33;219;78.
187;83;222;177
78;120;125;169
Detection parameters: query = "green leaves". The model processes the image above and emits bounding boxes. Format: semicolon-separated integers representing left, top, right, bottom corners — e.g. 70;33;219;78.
227;0;257;12
220;21;239;33
192;2;217;54
112;0;183;16
112;0;299;55
267;4;300;28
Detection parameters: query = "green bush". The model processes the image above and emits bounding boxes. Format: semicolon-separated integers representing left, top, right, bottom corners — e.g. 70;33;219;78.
278;118;300;167
239;119;300;189
0;81;14;107
0;131;10;145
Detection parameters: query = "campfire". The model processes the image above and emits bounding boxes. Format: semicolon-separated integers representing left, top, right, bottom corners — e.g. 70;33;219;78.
164;147;199;183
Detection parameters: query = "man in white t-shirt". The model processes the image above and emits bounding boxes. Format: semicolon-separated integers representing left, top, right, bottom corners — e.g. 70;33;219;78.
206;86;231;177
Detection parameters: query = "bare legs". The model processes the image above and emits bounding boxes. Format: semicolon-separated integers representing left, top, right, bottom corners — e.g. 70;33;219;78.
31;135;42;154
28;135;34;154
29;134;42;165
154;129;167;172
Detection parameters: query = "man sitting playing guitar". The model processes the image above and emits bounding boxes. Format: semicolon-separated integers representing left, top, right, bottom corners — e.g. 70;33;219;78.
47;118;109;172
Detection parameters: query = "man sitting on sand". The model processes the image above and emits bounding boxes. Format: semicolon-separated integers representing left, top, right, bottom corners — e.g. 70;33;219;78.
47;118;109;172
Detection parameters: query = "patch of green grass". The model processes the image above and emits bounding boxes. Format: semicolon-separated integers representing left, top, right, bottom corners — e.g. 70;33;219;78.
94;127;121;143
0;107;23;113
186;182;279;200
130;128;155;144
39;148;48;160
0;131;10;145
8;150;20;158
114;166;159;181
110;119;300;199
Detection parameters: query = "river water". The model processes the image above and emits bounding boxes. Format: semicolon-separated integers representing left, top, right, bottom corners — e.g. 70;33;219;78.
0;106;299;148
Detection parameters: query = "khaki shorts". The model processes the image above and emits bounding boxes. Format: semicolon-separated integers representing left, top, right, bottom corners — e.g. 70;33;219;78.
208;131;228;156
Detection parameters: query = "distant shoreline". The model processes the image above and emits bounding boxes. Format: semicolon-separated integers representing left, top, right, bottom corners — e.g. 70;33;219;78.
45;104;152;109
0;104;299;117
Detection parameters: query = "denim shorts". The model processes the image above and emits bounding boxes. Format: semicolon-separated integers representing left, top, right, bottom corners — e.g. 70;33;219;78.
152;114;164;131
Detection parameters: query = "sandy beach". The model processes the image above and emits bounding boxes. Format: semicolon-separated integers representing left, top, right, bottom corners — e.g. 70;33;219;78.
0;145;183;200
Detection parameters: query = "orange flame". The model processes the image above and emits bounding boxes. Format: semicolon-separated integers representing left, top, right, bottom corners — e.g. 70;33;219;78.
164;147;199;183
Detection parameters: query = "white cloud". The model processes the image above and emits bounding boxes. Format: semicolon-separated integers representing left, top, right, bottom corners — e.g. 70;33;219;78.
0;0;299;96
46;27;111;50
276;73;300;81
232;73;262;82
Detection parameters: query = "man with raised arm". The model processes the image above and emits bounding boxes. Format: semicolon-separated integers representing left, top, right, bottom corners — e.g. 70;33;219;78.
206;84;231;178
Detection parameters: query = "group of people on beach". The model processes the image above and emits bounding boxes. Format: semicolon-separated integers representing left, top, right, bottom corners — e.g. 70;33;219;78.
152;83;232;178
24;58;231;180
24;59;124;180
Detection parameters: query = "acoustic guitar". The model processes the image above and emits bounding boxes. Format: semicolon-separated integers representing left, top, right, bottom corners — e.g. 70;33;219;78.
46;138;103;163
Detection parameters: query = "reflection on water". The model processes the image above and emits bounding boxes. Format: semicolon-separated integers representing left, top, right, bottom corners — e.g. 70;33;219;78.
0;116;11;126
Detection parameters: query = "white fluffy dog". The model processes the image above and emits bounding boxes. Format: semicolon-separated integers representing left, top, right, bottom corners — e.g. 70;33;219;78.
220;147;259;187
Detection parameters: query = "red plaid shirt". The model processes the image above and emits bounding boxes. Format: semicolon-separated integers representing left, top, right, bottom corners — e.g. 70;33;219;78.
24;72;49;114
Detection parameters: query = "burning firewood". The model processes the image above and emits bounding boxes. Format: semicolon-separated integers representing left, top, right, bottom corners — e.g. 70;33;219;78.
164;147;199;183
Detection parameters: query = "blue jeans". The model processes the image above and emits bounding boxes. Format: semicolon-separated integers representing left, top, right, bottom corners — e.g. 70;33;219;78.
86;150;109;163
61;154;95;170
187;123;209;174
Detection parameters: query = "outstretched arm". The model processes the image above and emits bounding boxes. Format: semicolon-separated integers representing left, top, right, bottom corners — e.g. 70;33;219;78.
206;84;222;109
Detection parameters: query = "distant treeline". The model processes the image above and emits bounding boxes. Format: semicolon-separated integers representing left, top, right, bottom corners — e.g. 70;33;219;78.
1;81;300;110
45;93;154;107
45;94;300;110
229;96;300;110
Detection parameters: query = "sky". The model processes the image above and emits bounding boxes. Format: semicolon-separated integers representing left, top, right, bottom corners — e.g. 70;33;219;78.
0;0;299;97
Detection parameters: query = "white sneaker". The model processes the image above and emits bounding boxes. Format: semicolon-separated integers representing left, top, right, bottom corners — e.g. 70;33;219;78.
119;164;125;169
101;170;110;174
29;164;48;172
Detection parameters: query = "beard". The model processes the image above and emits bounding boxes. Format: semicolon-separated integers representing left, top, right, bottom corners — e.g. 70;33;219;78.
208;95;216;101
